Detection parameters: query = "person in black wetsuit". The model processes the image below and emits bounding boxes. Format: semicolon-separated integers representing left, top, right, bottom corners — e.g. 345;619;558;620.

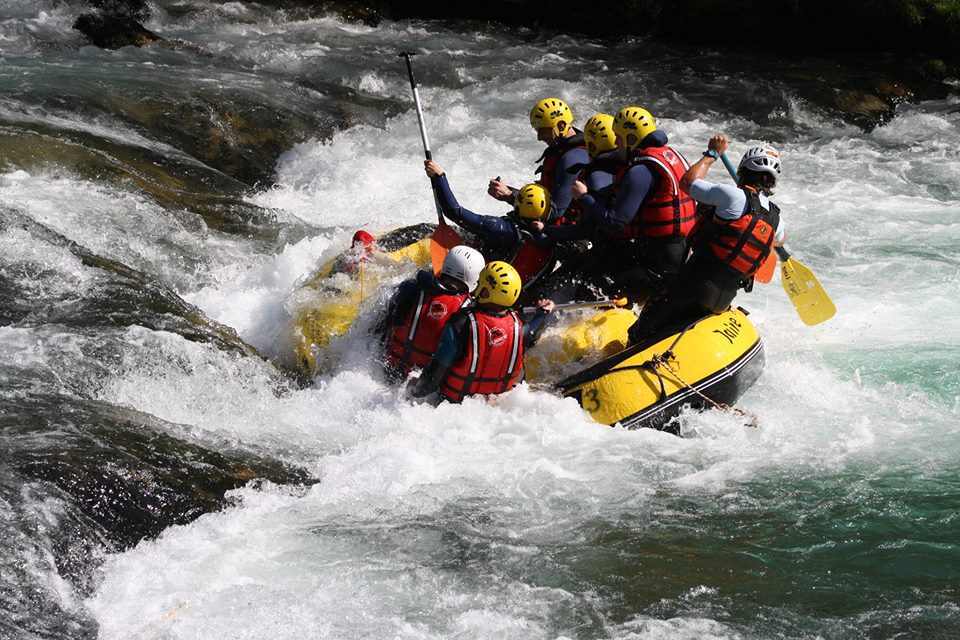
409;261;555;403
425;159;556;295
563;107;695;304
486;97;590;224
374;245;485;382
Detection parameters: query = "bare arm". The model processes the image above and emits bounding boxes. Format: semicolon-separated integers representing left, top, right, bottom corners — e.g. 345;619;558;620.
680;134;728;194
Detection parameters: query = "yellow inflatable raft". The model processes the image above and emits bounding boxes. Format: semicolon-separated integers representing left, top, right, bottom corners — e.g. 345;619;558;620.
555;307;764;433
289;224;434;377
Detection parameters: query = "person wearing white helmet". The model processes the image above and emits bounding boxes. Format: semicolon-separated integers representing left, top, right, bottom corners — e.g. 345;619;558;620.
627;134;787;344
377;245;486;381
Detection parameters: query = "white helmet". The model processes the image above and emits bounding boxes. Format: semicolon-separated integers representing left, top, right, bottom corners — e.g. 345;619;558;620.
441;245;485;291
738;145;781;177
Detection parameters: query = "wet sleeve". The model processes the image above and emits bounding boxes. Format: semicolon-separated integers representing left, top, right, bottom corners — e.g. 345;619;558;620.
551;147;591;217
432;174;517;245
521;308;552;348
585;170;614;195
409;313;467;398
581;164;654;233
372;278;420;338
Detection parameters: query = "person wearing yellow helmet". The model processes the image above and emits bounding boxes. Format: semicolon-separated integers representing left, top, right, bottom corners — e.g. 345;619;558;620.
424;159;557;292
564;106;694;302
520;112;629;299
408;261;555;402
487;97;589;225
376;244;486;382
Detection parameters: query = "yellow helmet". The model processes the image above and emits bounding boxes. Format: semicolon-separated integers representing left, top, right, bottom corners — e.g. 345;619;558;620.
475;261;521;307
515;183;552;221
583;113;616;159
613;106;657;153
529;98;572;137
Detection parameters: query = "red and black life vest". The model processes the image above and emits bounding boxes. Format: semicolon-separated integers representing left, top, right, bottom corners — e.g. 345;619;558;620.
536;131;586;225
612;145;696;240
700;187;781;277
385;289;468;375
440;309;524;403
535;130;586;192
505;228;555;287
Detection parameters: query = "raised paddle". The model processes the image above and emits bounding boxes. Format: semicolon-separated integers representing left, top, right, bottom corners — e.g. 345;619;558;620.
775;246;836;326
521;297;629;315
399;51;461;274
719;152;776;283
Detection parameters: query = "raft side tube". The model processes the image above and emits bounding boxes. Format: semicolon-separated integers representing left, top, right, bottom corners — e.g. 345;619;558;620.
559;307;765;432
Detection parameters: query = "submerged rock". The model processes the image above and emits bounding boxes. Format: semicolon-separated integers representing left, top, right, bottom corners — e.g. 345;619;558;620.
834;90;896;130
73;12;162;50
10;396;312;550
0;208;268;360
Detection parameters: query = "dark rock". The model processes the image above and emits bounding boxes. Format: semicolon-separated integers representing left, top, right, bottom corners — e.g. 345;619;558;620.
8;394;313;552
73;12;162;49
834;90;896;130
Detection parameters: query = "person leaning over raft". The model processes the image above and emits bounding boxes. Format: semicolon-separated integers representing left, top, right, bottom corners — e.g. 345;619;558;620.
487;97;589;223
425;159;556;289
408;261;554;403
627;135;786;345
329;229;376;276
374;245;486;382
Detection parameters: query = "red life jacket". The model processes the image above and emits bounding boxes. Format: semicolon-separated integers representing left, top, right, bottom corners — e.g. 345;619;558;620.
613;145;696;240
704;188;781;277
536;130;586;192
506;229;555;287
385;289;468;375
440;309;524;403
536;131;586;225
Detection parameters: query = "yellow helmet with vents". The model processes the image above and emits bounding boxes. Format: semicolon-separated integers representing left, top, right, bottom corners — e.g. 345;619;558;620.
515;183;552;221
584;113;616;158
612;106;656;153
475;261;521;307
529;98;572;137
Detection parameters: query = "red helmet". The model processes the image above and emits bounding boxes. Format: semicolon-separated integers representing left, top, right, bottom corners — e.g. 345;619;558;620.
351;230;376;252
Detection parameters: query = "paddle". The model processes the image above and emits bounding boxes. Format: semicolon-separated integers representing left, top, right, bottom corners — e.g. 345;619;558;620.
775;246;836;326
720;152;776;283
399;51;461;274
521;297;629;315
719;152;835;324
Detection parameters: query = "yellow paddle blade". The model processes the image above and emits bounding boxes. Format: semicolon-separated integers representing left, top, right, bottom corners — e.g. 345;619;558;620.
780;257;836;326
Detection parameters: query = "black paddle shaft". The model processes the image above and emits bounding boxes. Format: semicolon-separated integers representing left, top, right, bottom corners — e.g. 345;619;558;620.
398;51;432;160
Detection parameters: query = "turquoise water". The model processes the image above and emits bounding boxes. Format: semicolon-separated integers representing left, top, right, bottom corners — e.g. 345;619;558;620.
1;1;959;638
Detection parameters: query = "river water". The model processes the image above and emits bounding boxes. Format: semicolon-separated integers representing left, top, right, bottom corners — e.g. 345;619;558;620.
2;1;958;638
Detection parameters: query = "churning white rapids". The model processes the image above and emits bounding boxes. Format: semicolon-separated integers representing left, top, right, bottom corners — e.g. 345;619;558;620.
1;1;958;638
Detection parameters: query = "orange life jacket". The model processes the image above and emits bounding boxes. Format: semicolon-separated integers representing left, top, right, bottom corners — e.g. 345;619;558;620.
702;188;781;277
613;145;696;240
440;309;524;402
385;289;468;375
